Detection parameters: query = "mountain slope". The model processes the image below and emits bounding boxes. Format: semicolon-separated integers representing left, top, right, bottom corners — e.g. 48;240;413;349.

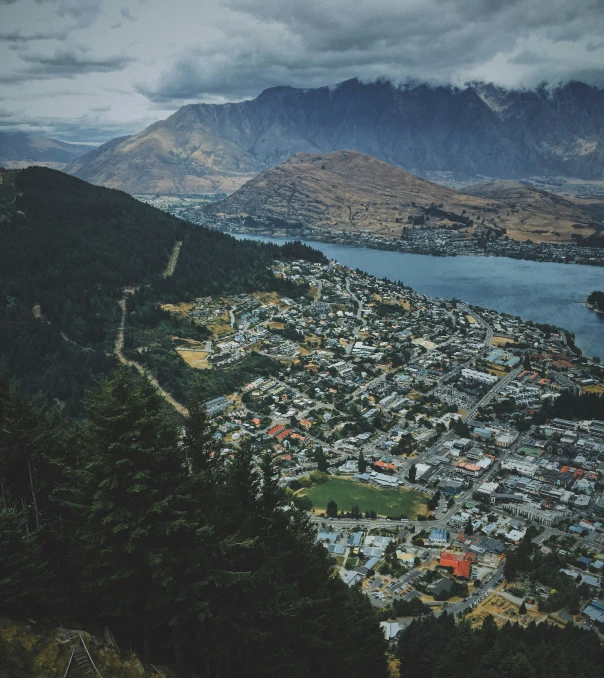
462;179;601;242
0;131;94;169
207;150;598;242
65;108;260;195
0;166;323;413
67;79;604;194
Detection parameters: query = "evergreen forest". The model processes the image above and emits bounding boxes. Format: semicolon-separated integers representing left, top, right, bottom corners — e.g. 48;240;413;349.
397;612;604;678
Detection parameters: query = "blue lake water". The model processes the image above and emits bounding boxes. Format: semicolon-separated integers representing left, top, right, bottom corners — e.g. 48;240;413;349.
234;234;604;360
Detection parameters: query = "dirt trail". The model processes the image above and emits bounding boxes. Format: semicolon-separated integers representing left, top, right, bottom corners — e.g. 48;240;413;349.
115;294;189;416
113;240;189;417
162;240;182;278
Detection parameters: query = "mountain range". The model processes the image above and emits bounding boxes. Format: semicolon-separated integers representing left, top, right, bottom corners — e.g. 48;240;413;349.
208;150;599;243
66;78;604;195
0;131;94;169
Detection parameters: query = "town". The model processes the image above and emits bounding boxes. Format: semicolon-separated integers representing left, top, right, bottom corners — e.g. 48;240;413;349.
161;255;604;640
135;195;604;268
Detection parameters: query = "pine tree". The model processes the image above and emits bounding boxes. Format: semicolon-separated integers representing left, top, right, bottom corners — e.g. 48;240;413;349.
0;509;51;615
358;451;367;473
316;447;328;472
327;499;338;518
182;380;218;476
0;369;393;677
0;384;69;538
69;370;185;655
408;463;417;482
504;551;518;581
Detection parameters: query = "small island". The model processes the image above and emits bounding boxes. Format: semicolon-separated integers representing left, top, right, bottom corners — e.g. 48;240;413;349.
587;290;604;313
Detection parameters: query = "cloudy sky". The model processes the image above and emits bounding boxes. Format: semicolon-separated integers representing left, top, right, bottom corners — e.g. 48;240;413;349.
2;0;604;144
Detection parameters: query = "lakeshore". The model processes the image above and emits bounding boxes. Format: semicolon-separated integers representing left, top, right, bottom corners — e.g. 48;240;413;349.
233;233;604;361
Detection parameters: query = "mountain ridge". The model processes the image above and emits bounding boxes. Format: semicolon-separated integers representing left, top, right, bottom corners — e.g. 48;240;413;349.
0;131;94;169
66;78;604;195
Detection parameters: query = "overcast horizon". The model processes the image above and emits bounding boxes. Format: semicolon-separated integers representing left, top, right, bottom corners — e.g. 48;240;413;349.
2;0;604;145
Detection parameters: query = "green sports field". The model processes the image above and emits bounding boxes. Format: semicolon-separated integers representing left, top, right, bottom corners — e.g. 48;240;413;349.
301;477;428;518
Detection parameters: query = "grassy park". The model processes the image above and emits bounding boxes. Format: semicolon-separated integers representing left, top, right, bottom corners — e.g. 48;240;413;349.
300;477;428;518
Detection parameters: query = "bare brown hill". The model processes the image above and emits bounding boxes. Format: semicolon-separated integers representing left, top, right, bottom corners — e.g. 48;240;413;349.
462;179;600;242
208;151;599;243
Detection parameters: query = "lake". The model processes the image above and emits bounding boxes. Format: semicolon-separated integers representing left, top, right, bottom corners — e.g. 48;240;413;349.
234;234;604;360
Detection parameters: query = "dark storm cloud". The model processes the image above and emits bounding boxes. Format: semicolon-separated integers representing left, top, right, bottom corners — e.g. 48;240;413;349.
508;50;547;66
3;0;604;143
0;29;68;42
139;0;604;103
587;40;604;52
55;0;104;29
1;48;136;84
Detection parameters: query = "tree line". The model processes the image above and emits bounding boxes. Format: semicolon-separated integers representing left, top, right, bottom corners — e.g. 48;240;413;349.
397;611;604;678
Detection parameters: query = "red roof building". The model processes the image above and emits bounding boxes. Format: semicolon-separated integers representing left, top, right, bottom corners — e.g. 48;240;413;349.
374;460;397;474
276;429;292;441
439;552;473;578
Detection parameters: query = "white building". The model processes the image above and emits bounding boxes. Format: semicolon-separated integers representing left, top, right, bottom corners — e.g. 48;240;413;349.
461;368;499;385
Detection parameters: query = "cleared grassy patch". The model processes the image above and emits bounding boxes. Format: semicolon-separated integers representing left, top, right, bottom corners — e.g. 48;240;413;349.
177;349;211;369
206;318;232;338
487;364;508;377
491;336;516;347
301;477;428;518
583;384;604;394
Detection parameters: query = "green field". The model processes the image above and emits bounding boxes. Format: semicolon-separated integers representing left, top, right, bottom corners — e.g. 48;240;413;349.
301;477;428;518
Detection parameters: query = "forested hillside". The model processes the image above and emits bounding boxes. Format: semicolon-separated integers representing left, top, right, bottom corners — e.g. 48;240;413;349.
0;167;325;414
587;290;604;313
397;612;604;677
0;371;389;677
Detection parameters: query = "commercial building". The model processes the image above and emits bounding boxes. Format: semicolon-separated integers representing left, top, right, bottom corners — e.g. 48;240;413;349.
496;432;519;448
502;502;561;526
439;551;474;578
429;528;449;546
461;368;499;385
